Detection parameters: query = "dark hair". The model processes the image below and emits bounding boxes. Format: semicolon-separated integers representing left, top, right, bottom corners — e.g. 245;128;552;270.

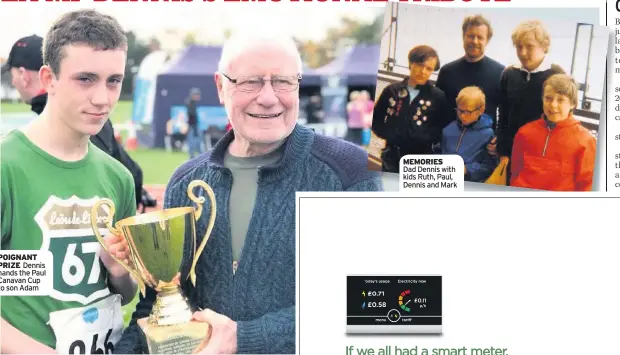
462;15;493;41
43;9;127;75
408;45;440;71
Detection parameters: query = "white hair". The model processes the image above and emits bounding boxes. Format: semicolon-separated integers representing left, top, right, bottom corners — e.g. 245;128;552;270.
217;31;303;75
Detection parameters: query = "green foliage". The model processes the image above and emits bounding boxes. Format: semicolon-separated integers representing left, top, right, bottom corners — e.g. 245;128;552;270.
351;14;384;44
298;13;383;68
122;31;152;100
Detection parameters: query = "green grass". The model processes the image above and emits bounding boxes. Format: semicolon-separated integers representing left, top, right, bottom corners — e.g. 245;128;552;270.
109;101;133;124
126;148;189;185
1;100;132;124
1;100;189;186
122;293;140;326
0;101;30;113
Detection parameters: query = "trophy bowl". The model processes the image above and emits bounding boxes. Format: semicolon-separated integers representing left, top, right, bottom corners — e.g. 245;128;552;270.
90;180;216;354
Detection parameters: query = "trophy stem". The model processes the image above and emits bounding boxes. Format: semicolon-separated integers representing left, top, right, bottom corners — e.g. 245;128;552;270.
149;285;194;326
139;285;211;354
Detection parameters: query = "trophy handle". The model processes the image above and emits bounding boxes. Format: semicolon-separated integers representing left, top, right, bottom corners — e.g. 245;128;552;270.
187;180;217;286
91;198;146;297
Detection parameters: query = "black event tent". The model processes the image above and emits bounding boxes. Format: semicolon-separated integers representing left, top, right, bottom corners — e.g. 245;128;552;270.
314;44;381;87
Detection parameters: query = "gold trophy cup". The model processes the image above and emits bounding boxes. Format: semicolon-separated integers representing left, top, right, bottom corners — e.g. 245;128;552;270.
90;180;216;354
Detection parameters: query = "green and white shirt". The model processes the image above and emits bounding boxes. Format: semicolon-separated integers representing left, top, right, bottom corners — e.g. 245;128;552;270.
1;130;136;351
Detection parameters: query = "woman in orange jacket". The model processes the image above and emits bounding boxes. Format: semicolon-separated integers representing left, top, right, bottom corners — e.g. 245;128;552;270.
510;74;596;191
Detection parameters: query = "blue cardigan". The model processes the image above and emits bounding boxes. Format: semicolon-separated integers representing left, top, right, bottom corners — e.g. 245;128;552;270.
115;124;383;354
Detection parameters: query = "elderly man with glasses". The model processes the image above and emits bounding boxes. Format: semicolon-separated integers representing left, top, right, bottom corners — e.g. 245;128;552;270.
115;33;383;355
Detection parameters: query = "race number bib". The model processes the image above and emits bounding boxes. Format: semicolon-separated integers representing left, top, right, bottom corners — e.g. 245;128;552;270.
48;294;123;354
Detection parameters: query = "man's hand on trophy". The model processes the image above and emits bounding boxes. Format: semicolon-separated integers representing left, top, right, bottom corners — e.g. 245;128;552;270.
100;233;134;278
192;309;237;354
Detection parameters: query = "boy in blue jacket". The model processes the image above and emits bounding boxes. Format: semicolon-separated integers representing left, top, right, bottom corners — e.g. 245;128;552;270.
441;86;498;182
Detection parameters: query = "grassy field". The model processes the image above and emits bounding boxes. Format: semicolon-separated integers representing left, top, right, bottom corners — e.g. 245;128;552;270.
1;100;133;124
0;101;30;113
128;148;188;185
2;100;188;325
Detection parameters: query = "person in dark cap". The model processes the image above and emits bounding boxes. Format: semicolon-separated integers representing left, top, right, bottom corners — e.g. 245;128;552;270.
1;35;47;112
2;33;149;210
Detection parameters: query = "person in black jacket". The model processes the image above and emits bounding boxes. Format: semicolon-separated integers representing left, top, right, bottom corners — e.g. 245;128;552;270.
372;45;451;173
435;14;505;130
2;34;148;208
186;87;203;158
305;94;323;124
495;20;565;184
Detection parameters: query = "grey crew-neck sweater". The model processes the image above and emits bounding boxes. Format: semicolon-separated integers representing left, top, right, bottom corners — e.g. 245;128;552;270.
115;124;383;354
224;143;285;264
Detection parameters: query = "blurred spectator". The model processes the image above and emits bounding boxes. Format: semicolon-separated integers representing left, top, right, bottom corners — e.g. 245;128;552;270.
165;110;188;151
186;87;203;158
360;90;374;129
346;91;372;145
305;94;323;124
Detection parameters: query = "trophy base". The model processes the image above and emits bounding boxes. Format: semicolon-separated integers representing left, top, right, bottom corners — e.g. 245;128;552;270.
138;318;211;354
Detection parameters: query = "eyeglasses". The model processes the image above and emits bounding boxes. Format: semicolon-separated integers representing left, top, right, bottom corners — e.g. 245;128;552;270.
455;106;481;115
221;73;302;93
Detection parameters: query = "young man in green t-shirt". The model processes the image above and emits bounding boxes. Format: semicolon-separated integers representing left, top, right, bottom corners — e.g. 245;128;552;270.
1;9;138;353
